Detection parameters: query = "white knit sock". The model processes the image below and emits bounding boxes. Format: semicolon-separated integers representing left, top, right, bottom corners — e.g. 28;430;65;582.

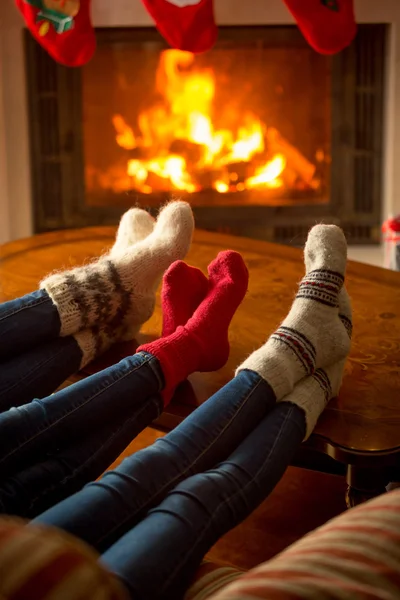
41;201;194;338
237;225;351;399
281;288;352;439
110;208;154;256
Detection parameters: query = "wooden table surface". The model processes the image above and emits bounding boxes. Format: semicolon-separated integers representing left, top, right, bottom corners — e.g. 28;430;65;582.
2;226;400;502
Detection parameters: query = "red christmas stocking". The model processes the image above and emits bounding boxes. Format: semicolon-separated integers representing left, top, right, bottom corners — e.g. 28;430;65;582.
282;0;357;55
15;0;95;67
141;0;217;53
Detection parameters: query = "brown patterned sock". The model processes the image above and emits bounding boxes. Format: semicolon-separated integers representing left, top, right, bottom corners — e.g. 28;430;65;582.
41;201;194;339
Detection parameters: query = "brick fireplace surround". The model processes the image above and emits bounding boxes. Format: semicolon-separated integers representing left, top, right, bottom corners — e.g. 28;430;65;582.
0;0;399;247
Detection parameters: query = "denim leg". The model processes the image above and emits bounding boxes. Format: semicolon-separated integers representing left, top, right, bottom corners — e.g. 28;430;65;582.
34;370;276;551
0;352;163;478
101;402;306;600
0;290;61;361
0;336;82;412
0;394;163;519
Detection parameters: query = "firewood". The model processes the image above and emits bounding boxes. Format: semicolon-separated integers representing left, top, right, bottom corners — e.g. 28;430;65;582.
266;128;316;184
169;139;204;165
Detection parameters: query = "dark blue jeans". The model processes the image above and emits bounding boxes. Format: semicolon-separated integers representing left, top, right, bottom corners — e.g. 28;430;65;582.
0;290;83;409
0;292;164;515
35;371;306;600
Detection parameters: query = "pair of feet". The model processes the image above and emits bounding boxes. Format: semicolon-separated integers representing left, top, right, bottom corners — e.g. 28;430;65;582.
42;199;352;436
41;201;248;378
140;222;352;439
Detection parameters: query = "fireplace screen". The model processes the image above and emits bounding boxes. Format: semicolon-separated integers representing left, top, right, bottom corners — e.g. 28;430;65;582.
82;36;330;207
25;26;386;244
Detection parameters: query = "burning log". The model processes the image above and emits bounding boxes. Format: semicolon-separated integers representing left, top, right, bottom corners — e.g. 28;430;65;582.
226;161;253;183
266;128;316;185
169;139;204;166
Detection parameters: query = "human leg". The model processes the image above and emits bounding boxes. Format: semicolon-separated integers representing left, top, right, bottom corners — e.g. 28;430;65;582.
0;206;156;363
0;290;62;361
100;291;352;600
0;351;163;478
33;231;351;552
100;401;306;600
33;369;276;549
0;393;163;518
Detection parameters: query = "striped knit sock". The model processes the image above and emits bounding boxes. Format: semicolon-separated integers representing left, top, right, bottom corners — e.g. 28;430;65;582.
236;224;351;400
280;287;352;439
41;201;194;339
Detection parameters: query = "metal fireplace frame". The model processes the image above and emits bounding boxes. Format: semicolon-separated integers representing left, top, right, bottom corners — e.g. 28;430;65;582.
25;25;387;244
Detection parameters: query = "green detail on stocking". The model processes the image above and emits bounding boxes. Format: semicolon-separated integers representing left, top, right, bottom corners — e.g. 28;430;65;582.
23;0;78;35
36;8;74;33
321;0;339;12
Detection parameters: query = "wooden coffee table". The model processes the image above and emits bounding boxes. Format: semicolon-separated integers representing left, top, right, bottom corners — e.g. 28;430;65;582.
1;226;400;506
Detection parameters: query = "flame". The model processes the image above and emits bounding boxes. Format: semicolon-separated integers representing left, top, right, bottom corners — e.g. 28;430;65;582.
106;49;319;196
246;155;286;189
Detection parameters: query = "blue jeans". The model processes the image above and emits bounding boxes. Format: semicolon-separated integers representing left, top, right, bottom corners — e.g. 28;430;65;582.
34;371;306;600
0;290;83;410
0;291;164;515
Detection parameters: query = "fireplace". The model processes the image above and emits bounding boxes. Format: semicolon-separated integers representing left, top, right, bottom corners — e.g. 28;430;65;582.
25;24;386;244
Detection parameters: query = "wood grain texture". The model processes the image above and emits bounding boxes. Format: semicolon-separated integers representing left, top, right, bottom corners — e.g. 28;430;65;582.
1;227;400;465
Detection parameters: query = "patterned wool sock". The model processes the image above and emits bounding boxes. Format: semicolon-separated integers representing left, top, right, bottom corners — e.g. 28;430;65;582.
281;287;352;439
237;224;350;400
138;250;248;405
68;209;156;367
161;261;208;337
110;208;154;256
41;201;194;339
282;0;357;55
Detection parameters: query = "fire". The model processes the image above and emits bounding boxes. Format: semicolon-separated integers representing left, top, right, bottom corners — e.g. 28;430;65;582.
108;49;319;196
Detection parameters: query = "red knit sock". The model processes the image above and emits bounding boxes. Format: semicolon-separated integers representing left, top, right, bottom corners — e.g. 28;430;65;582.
282;0;356;55
140;0;217;53
161;261;208;338
15;0;95;67
138;250;248;405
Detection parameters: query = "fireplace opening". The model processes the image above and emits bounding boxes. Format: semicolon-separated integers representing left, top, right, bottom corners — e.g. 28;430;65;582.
25;25;386;244
83;37;330;208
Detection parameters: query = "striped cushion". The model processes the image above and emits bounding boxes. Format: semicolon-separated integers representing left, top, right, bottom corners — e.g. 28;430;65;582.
201;489;400;600
185;561;243;600
0;517;128;600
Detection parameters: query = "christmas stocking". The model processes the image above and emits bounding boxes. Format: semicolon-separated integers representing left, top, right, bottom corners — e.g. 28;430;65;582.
282;0;357;55
141;0;217;53
15;0;95;67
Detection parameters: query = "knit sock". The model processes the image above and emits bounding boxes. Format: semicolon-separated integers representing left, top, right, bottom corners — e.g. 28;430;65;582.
137;250;248;405
282;0;357;55
41;201;194;339
161;261;209;337
281;287;352;439
141;0;217;53
110;208;154;256
237;224;350;400
15;0;95;67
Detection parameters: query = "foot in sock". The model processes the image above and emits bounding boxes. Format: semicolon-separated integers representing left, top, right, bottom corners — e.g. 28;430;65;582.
161;261;209;337
41;201;194;340
110;208;154;256
280;287;352;439
138;250;249;404
237;224;351;400
70;208;155;367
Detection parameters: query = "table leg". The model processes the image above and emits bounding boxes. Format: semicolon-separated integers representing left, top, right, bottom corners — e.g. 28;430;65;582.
346;465;389;508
